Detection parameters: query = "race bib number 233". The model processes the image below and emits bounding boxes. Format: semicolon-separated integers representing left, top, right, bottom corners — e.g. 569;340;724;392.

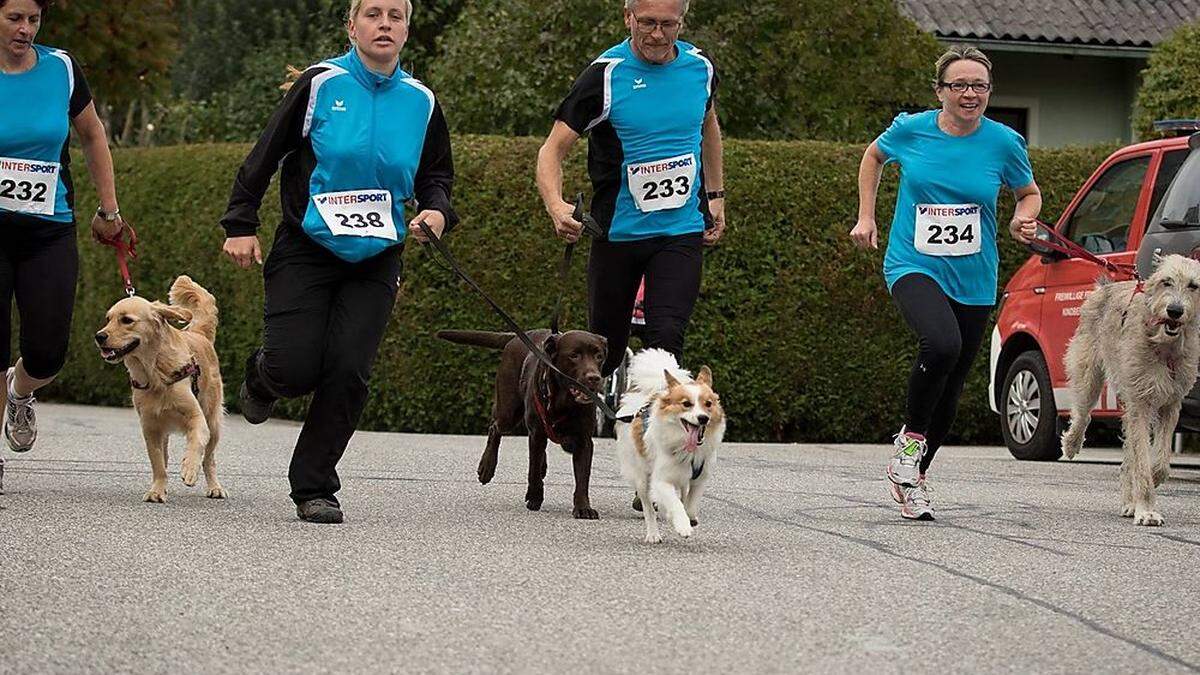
627;153;696;213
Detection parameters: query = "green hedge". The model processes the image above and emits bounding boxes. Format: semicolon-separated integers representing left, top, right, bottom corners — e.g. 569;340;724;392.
47;136;1114;443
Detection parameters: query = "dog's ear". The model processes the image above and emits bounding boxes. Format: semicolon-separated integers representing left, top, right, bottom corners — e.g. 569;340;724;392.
697;365;713;387
543;333;558;357
664;369;682;388
153;302;192;326
596;335;608;362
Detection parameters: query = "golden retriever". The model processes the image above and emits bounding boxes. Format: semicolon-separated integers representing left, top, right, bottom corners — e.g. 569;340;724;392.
95;275;224;503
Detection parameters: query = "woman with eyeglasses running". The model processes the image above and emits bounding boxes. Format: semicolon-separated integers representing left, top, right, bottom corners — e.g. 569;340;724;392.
850;45;1043;520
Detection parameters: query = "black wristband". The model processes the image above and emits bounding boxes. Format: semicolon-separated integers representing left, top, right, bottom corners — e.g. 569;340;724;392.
706;190;725;200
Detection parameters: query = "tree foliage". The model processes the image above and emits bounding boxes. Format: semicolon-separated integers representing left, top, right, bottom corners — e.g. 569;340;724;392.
429;0;942;141
1133;21;1200;139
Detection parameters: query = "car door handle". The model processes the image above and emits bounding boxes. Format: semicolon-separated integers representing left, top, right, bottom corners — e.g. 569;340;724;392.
1034;287;1046;294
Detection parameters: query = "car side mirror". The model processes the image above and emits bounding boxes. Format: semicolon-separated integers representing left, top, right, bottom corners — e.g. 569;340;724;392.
1029;228;1066;263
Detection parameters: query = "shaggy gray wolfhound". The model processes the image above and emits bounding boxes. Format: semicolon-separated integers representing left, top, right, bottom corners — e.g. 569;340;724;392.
1061;254;1200;526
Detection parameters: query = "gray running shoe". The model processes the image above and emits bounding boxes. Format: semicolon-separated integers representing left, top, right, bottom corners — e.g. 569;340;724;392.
900;479;934;521
5;368;37;453
886;426;926;487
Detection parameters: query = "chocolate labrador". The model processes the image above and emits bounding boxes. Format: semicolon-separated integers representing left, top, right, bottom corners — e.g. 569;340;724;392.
437;328;607;519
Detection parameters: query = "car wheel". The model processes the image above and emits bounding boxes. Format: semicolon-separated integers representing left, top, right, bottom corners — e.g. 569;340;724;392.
1000;350;1063;461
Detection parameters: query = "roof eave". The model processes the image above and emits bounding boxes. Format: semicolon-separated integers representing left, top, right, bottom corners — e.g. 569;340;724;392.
938;36;1152;59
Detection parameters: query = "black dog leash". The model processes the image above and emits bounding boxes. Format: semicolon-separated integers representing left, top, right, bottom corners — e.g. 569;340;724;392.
417;219;619;421
549;193;603;335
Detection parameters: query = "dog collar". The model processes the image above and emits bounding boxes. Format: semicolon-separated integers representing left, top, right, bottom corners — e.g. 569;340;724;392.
131;359;201;397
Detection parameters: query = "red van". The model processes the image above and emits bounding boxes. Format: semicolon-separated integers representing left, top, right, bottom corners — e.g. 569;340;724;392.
990;129;1200;460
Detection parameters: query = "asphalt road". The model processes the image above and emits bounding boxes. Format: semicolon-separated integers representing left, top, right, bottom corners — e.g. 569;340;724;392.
3;403;1200;673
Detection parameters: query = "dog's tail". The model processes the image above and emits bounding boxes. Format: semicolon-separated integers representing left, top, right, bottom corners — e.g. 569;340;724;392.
169;275;218;342
626;348;692;393
436;330;517;350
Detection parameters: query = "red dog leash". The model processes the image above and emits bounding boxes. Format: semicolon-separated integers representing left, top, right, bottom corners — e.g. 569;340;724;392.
1033;219;1141;285
97;222;139;298
1032;219;1145;313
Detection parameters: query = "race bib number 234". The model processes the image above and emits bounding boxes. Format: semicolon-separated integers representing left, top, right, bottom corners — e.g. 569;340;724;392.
915;203;981;257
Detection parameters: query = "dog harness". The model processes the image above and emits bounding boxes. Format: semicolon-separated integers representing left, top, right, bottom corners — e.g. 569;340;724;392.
130;358;201;398
631;401;704;480
531;369;572;446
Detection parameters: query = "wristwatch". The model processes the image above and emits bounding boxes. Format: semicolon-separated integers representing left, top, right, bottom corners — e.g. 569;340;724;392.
706;190;725;200
96;206;121;221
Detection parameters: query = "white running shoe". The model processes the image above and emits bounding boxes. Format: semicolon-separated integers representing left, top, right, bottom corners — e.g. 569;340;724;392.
886;426;926;488
900;478;934;521
5;367;37;453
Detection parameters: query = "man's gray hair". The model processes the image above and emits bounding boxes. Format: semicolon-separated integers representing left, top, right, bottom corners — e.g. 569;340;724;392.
624;0;690;16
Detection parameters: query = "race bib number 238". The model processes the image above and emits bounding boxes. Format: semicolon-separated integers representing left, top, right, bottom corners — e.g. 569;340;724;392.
915;203;981;257
312;189;397;241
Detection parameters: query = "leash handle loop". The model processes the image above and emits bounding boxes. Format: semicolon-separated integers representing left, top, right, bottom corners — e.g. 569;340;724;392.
98;221;139;298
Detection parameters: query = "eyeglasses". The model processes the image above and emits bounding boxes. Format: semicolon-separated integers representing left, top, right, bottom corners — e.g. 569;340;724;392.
632;14;683;34
939;81;992;94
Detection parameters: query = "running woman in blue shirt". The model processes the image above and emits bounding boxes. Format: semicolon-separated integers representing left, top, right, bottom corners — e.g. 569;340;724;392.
852;46;1042;520
0;0;126;491
537;0;725;379
220;0;456;524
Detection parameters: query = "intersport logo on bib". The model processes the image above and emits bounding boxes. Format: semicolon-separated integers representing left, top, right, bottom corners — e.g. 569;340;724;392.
318;193;389;206
0;159;57;175
629;156;694;176
919;205;979;217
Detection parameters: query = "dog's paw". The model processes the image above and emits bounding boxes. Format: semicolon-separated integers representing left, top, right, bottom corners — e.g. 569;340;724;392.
573;506;599;520
180;458;200;487
1120;503;1135;518
476;456;496;485
1134;510;1165;527
644;531;663;544
143;487;167;503
206;485;227;499
672;518;693;538
525;499;543;511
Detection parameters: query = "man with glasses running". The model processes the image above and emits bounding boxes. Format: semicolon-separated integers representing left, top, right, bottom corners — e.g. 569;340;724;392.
536;0;725;388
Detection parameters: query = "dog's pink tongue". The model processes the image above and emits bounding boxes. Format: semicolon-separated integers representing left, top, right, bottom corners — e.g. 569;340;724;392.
685;425;701;453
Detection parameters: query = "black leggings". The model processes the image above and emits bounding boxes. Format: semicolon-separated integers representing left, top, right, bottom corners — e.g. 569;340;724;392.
891;273;991;473
0;215;78;379
244;224;401;505
587;233;703;376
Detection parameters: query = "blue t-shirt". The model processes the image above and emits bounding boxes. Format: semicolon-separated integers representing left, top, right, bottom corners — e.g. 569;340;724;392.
0;45;92;224
555;40;717;241
878;110;1034;305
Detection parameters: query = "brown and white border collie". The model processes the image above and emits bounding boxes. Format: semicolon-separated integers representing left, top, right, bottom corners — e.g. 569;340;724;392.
615;349;726;543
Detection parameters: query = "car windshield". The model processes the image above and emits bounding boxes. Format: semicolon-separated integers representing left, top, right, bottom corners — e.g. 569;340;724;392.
1157;149;1200;226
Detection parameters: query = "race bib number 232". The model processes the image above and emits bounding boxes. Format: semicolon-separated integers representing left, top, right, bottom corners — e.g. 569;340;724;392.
915;203;981;257
0;157;59;217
